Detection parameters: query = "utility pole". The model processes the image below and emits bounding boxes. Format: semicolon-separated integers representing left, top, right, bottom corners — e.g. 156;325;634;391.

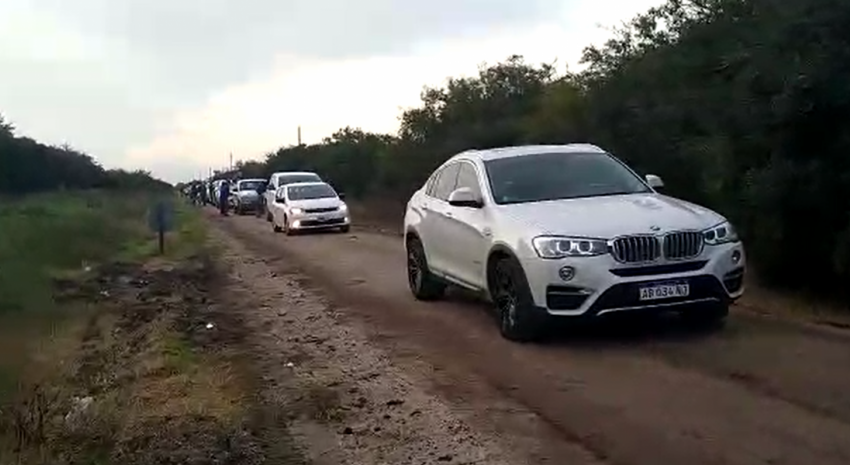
297;126;302;145
229;152;233;171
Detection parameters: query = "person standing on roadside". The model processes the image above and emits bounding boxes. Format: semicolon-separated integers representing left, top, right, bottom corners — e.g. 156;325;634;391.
255;180;267;217
191;182;202;205
219;180;231;215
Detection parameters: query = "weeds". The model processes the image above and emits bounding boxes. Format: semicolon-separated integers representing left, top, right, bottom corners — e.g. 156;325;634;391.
0;193;262;464
9;385;53;453
297;383;346;424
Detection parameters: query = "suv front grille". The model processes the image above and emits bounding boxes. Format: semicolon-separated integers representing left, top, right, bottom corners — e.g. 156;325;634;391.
663;231;704;260
611;231;704;263
611;235;661;263
305;207;338;213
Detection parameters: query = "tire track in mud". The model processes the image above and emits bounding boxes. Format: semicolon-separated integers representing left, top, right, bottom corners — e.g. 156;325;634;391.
209;210;850;465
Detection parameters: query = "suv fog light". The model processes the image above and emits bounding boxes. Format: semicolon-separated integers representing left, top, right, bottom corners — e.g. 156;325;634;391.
558;266;575;281
731;250;741;264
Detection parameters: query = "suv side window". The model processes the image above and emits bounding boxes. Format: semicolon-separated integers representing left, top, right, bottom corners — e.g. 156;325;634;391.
433;163;460;200
425;171;439;197
455;162;482;200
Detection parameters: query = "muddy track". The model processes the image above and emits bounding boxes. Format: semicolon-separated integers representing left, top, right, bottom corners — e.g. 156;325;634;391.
207;210;850;465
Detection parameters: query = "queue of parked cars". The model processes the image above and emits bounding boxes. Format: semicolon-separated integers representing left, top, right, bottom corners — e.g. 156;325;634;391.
195;143;745;344
202;170;351;235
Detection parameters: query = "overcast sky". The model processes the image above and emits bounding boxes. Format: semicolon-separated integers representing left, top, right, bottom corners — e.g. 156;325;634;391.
0;0;660;183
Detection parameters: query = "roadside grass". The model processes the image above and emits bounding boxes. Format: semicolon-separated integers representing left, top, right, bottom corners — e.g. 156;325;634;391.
0;191;151;398
0;191;268;464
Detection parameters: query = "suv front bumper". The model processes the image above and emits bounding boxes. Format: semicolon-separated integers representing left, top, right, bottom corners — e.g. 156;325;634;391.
519;241;745;317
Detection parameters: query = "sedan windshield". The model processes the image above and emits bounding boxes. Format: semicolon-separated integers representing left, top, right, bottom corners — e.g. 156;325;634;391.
287;184;337;200
279;174;321;186
238;180;264;191
484;152;652;205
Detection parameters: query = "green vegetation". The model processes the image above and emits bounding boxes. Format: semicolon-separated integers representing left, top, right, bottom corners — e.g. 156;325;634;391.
0;193;256;465
0;115;168;194
0;192;176;395
231;0;850;301
0;193;143;316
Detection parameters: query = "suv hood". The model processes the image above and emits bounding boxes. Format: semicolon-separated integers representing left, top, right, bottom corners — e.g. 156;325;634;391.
290;197;342;210
501;193;725;238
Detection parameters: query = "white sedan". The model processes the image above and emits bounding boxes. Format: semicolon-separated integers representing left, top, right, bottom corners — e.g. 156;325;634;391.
269;181;350;235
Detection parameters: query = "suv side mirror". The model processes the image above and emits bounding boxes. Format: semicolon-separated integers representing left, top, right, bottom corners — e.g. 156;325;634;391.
447;187;483;208
645;174;664;189
338;192;346;200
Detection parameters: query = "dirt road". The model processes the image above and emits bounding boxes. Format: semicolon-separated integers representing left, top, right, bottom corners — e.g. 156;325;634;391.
208;210;850;465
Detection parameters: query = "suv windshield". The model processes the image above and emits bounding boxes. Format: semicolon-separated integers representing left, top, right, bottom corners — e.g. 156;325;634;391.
238;180;264;191
279;174;321;186
287;184;336;200
484;151;652;205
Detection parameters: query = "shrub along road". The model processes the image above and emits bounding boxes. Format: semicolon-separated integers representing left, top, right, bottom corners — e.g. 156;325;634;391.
206;209;850;465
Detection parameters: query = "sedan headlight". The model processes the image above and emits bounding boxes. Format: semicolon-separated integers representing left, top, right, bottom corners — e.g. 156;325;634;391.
339;202;348;212
703;221;739;245
532;236;609;259
290;207;304;215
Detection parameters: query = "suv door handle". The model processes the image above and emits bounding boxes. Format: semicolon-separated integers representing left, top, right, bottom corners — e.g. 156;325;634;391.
444;211;453;218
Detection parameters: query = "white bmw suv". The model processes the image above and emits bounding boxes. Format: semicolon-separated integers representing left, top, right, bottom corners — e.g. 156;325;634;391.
403;144;745;342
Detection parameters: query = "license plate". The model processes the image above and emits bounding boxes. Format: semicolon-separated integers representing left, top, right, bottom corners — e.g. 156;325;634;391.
638;282;689;300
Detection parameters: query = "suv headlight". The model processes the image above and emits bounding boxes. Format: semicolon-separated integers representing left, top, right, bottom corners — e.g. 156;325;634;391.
532;236;608;259
290;207;304;215
703;221;739;245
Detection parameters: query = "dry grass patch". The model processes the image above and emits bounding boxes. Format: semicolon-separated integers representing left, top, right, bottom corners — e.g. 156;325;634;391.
1;257;267;465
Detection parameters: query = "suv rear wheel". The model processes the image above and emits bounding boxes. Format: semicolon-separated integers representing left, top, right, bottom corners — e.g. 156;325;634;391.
406;236;446;300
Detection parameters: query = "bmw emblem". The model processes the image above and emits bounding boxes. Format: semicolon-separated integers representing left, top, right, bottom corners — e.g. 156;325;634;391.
558;266;575;281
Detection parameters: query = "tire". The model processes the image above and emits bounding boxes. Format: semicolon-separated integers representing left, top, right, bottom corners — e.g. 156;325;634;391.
490;256;544;342
284;216;296;236
406;236;446;300
273;224;282;233
681;302;728;330
339;225;350;233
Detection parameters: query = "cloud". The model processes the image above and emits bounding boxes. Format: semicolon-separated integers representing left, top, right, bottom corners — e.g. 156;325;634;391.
0;0;661;184
126;0;660;183
18;0;563;102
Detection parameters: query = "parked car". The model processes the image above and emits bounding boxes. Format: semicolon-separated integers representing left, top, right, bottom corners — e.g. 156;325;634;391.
263;171;323;222
269;181;350;235
232;178;266;214
403;144;745;342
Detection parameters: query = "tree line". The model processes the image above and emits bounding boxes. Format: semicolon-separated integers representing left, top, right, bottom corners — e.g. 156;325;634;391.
0;114;169;194
222;0;850;300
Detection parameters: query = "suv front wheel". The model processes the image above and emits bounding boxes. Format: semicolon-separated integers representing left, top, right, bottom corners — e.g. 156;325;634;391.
490;256;544;342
